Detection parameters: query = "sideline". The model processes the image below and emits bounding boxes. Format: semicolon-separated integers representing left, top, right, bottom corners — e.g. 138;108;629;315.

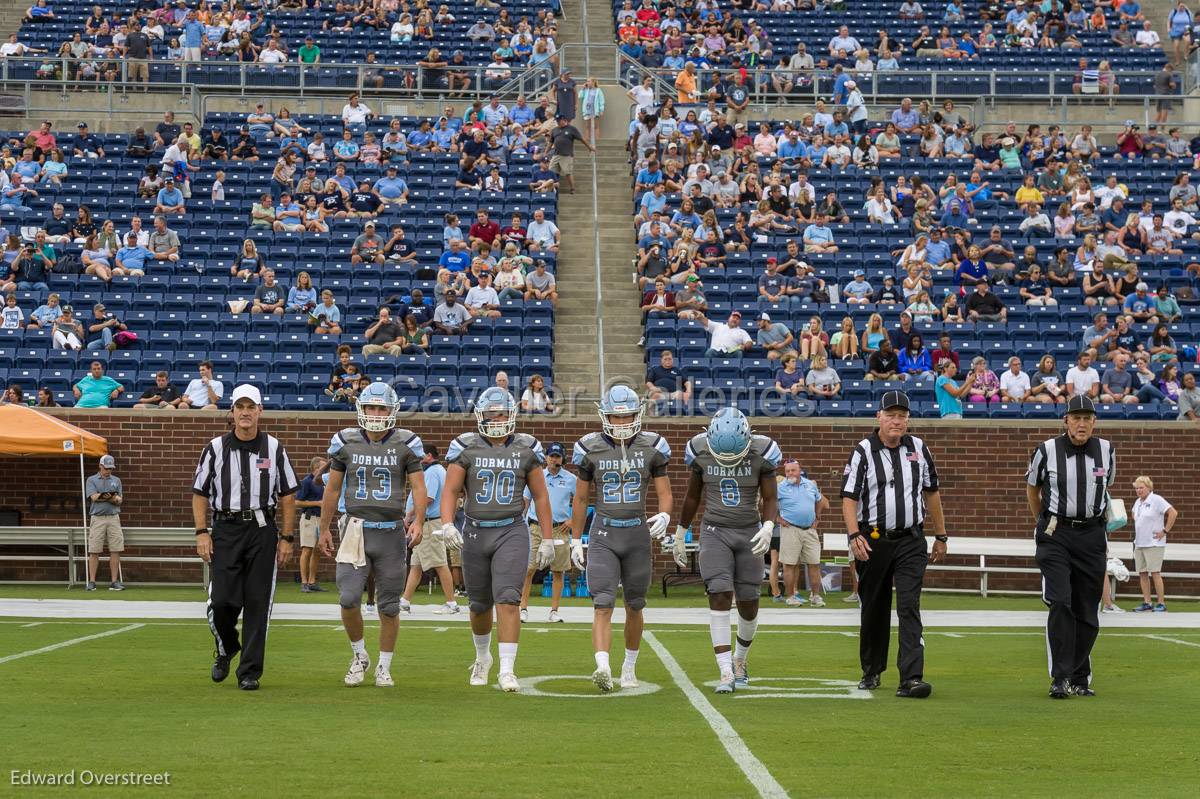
0;623;144;665
644;632;789;799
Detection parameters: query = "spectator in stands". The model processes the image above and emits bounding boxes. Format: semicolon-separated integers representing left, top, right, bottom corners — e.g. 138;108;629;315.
85;302;126;352
285;271;318;315
361;307;405;357
1066;351;1101;398
1;292;22;330
137;371;183;410
526;209;561;254
793;316;826;361
112;233;149;278
229;239;265;282
50;304;83;351
178;360;223;410
804;354;841;399
524;259;558;306
26;292;62;330
1018;265;1056;306
350;223;386;267
965;281;1007;323
312;290;342;335
251;269;285;316
756;313;797;361
698;310;752;358
519;374;554;414
645;349;691;403
465;272;502;320
1023;354;1065;404
73;360;122;408
146;216;180;266
431;290;473;336
341;93;373;130
934;358;973;418
899;334;936;382
964;356;1000;405
1100;352;1138;404
998;357;1031;402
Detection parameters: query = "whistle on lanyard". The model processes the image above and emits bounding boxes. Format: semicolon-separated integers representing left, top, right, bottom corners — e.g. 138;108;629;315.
869;526;881;540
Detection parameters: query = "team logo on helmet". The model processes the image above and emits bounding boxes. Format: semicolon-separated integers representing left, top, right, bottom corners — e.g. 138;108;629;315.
356;382;399;432
597;385;645;441
706;407;752;468
474;387;518;438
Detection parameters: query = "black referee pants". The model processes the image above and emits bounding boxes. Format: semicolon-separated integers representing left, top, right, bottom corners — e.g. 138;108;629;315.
1035;517;1105;684
856;532;928;683
207;517;278;682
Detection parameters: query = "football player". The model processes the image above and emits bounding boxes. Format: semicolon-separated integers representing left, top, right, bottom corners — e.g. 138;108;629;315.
676;407;781;694
440;388;557;692
571;386;673;692
319;383;428;688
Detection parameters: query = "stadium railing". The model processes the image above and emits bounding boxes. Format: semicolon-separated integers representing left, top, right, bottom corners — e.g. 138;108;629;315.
823;533;1200;599
0;526;207;587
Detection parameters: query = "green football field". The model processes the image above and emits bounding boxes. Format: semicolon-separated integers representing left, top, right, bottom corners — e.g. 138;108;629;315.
2;604;1198;799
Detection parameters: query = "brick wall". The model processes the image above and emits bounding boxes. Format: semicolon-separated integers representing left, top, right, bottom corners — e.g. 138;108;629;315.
3;411;1197;592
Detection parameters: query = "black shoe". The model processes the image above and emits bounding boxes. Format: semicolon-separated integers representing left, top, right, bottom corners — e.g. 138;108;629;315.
857;673;881;690
896;679;932;698
238;678;259;691
1069;683;1096;697
211;653;231;683
1049;679;1071;699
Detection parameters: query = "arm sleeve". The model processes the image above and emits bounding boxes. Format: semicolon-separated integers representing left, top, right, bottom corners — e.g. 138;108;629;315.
275;443;300;497
572;440;595;482
1026;443;1047;487
404;435;425;474
840;445;866;499
920;440;940;491
191;441;216;496
327;433;348;472
445;435;467;466
649;434;672;478
528;438;546;468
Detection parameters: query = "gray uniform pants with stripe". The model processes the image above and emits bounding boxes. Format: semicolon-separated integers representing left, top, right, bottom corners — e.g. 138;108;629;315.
462;519;531;615
586;522;652;611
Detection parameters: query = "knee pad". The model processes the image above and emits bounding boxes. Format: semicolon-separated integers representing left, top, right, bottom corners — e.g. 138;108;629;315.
338;588;360;610
377;595;400;617
469;599;494;615
591;592;615;610
624;593;647;613
734;585;760;604
495;588;522;607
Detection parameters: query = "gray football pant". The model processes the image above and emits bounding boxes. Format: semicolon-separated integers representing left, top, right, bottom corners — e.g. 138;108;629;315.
698;522;762;602
586;522;652;612
462;519;531;615
336;527;408;617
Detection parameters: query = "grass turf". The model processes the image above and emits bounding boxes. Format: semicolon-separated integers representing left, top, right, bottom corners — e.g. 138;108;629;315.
1;617;1196;798
4;583;1196;611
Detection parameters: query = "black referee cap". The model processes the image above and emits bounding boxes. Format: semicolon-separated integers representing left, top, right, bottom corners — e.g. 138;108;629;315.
1066;395;1097;415
880;390;911;411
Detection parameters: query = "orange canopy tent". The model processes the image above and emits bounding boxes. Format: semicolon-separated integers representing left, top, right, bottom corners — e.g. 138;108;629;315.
0;406;108;582
0;405;108;457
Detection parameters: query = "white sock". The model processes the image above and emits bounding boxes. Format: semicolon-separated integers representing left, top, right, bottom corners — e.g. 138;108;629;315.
709;610;731;650
472;632;491;661
623;648;639;669
498;642;518;674
350;638;367;657
446;600;458;609
716;650;733;675
594;651;611;672
377;651;393;671
735;615;759;661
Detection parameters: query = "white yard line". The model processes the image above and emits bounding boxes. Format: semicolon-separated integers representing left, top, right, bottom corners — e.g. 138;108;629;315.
644;632;790;799
0;623;144;665
1144;634;1200;649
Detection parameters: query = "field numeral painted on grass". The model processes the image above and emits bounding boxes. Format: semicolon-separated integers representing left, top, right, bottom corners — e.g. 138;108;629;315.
700;676;872;700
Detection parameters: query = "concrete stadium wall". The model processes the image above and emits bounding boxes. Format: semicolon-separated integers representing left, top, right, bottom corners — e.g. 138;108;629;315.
2;411;1197;592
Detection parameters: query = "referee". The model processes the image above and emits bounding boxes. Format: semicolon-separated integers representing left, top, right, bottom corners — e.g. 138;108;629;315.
192;384;299;691
840;391;948;699
1025;394;1115;699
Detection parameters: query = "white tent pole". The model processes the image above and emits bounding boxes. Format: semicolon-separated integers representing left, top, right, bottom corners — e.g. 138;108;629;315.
77;440;88;588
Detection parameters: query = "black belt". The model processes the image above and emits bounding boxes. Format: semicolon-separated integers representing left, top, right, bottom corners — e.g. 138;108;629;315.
214;508;276;522
1049;513;1104;528
863;525;921;540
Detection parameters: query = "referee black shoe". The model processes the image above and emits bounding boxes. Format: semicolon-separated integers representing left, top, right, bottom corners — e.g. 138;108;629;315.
857;674;881;690
1049;679;1071;699
211;652;231;683
238;678;260;691
895;679;932;698
1069;683;1096;697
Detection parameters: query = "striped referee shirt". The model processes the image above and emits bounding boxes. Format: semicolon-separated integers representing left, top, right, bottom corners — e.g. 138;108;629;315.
1026;435;1115;520
841;433;940;531
192;432;299;513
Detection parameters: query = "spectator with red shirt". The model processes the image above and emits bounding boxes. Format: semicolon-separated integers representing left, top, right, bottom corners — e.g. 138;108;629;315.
468;209;501;252
640;278;675;324
25;120;55;158
500;213;527;251
930;333;959;372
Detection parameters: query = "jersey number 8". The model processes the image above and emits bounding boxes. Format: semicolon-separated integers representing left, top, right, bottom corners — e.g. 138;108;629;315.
601;470;642;504
719;478;740;507
475;468;516;505
354;466;392;502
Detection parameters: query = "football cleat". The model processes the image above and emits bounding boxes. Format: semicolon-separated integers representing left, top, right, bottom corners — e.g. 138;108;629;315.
858;674;881;690
469;655;493;686
715;671;736;694
592;667;614;693
344;652;371;687
733;658;749;687
548;610;564;623
433;603;461;614
374;666;394;688
620;665;639;690
895;679;932;698
519;608;528;623
498;671;520;692
1049;679;1071;699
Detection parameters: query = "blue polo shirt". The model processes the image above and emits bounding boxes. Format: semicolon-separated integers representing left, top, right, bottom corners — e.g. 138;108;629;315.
524;466;577;524
183;20;205;48
778;477;822;528
116;245;153;271
925;239;952;266
373;176;408;199
405;463;445;520
438;249;471;273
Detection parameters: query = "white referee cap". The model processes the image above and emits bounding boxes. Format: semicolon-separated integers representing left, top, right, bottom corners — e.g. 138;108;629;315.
230;384;263;406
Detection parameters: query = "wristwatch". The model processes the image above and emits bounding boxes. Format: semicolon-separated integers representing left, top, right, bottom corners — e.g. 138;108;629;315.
278;534;295;543
935;535;949;543
195;528;208;536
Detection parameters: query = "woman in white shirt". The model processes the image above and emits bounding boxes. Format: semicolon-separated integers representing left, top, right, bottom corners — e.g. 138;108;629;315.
1130;476;1176;612
627;75;655;114
520;374;555;413
865;185;895;224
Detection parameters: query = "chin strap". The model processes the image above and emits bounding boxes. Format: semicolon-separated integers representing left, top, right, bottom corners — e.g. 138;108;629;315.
618;438;631;475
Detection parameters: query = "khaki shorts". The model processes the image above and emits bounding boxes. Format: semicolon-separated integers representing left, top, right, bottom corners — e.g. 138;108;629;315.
529;522;571;571
1134;546;1165;573
130;60;149;81
88;515;124;553
299;515;320;548
779;525;820;566
411;519;448;570
448;544;462;568
550;154;574;176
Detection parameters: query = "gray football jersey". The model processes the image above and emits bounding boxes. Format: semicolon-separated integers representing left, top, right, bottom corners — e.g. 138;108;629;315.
328;427;425;523
572;431;671;520
684;433;782;528
446;431;545;521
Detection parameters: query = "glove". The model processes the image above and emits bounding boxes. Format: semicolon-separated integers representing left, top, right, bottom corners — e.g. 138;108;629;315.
439;523;463;552
570;539;586;570
536;539;556;569
647;512;671;540
1107;557;1130;582
672;525;689;569
749;521;775;556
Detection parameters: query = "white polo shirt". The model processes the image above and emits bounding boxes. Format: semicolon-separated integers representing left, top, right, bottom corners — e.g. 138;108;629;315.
704;319;751;352
185;377;224;407
1065;365;1099;396
1132;492;1171;548
1000;369;1031;399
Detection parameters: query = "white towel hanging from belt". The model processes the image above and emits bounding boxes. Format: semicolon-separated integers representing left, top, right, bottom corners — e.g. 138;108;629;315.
336;516;367;568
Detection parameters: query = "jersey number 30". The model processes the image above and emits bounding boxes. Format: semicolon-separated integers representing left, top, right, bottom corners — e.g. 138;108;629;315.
719;478;740;507
601;471;642;504
354;466;392;502
475;468;516;505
